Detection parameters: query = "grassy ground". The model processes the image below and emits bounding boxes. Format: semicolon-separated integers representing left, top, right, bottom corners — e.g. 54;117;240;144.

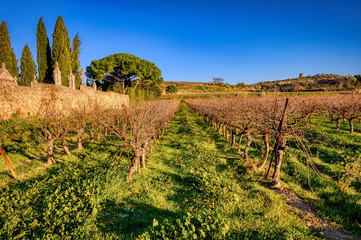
0;117;81;183
209;112;361;236
281;119;361;234
0;102;321;239
0;118;45;170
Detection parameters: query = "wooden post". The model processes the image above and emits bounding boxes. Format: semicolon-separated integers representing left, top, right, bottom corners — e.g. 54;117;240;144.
0;145;17;179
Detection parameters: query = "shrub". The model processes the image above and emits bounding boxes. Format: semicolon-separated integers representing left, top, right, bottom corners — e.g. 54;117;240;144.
165;85;178;95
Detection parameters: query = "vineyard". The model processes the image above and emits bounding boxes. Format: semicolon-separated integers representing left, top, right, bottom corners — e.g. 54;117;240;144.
0;94;361;239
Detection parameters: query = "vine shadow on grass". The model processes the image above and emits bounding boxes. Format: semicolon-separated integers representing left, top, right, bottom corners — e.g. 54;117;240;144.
96;195;181;237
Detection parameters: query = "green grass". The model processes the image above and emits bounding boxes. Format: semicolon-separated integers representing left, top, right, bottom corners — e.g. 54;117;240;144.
0;102;320;239
0;117;83;184
280;118;361;234
217;113;361;235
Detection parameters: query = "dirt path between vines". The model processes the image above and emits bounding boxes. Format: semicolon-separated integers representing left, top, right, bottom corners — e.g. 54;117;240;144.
275;188;360;240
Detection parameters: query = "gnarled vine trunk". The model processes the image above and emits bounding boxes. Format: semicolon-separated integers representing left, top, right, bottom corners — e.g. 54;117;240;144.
77;127;84;150
62;136;71;155
218;123;223;135
97;126;102;141
237;134;244;154
271;98;289;189
141;148;146;169
336;119;341;131
244;132;252;160
90;122;95;144
126;150;141;183
231;129;236;146
349;118;355;134
255;133;270;170
44;127;56;164
272;136;286;189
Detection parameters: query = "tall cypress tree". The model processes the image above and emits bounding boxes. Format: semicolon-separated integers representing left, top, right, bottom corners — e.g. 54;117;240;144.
52;16;71;86
10;47;18;78
20;44;36;86
0;21;18;78
36;17;52;83
71;33;81;88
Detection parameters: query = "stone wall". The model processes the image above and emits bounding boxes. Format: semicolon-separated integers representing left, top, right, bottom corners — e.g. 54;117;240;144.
0;80;129;120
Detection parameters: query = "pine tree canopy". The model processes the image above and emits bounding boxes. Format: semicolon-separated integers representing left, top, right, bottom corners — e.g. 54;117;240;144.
86;53;163;96
52;16;71;86
20;44;36;86
36;17;52;83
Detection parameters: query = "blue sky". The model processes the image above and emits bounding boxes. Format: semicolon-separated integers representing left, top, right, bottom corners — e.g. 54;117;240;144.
0;0;360;84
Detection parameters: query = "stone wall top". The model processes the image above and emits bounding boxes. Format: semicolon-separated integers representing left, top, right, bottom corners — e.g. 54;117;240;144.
0;79;129;120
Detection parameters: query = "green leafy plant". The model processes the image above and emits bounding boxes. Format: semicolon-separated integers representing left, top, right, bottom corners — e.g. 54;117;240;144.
165;85;178;95
138;210;229;240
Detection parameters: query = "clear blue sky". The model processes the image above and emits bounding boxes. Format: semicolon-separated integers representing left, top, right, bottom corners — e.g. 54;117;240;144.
0;0;360;84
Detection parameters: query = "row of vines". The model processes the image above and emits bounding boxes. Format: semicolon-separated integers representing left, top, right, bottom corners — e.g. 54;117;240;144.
185;94;361;189
0;97;180;182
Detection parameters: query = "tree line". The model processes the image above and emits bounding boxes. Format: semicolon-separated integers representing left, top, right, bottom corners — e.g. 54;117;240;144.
1;16;164;98
0;16;81;87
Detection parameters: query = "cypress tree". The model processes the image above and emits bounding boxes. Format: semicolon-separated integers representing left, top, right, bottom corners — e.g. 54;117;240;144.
52;16;71;86
20;44;36;86
71;33;81;88
10;47;18;78
36;17;52;83
0;21;18;77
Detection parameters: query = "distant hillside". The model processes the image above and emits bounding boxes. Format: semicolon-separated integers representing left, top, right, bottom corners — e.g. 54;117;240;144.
163;81;245;94
162;73;361;96
250;74;361;92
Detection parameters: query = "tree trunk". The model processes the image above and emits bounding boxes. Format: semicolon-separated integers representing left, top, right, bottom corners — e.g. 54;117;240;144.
231;130;236;146
97;126;102;141
336;119;341;131
62;136;71;155
149;140;154;153
237;134;244;154
45;128;56;164
349;119;355;134
0;145;17;179
223;125;226;137
218;124;222;135
244;132;252;160
90;123;95;144
126;150;141;183
141;148;146;169
255;133;270;170
272;137;286;189
226;129;230;141
77;127;84;150
271;98;289;187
